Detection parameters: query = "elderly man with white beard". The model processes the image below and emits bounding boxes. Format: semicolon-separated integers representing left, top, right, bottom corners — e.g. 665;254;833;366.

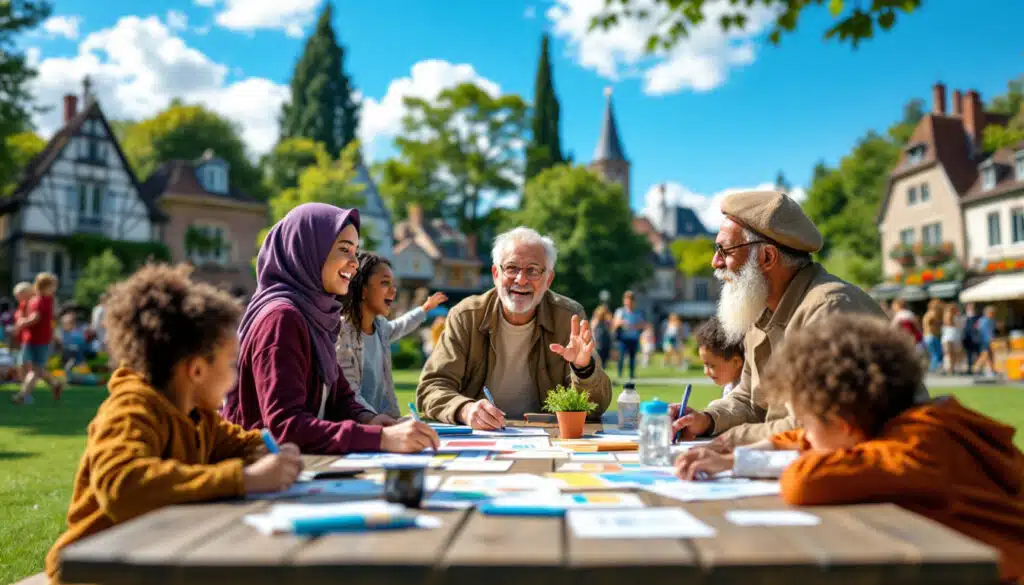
670;189;891;448
416;226;612;429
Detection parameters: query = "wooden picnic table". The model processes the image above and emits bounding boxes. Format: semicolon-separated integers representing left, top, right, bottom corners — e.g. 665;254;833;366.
58;423;1001;585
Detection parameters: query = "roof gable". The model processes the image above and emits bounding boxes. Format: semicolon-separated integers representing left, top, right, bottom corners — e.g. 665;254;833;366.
140;158;263;206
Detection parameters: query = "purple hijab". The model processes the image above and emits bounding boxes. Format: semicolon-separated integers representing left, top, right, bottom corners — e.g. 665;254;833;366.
238;203;360;388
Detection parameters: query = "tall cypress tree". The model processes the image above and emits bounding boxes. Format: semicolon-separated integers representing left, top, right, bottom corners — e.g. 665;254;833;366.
280;2;359;157
526;34;564;179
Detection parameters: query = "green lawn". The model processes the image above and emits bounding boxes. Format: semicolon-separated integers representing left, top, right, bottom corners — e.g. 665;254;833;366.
2;371;1023;584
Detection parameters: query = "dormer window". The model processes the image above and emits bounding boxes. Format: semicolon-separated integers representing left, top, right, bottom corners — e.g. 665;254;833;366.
906;144;926;165
199;162;228;194
982;163;996;191
1016;151;1024;181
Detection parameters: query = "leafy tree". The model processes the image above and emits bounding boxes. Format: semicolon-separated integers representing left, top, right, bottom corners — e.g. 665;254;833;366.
262;137;331;193
526;34;565;180
120;102;268;199
510;165;652;312
259;140;370;251
987;76;1024;118
280;2;360;157
589;0;923;51
669;237;715;278
374;156;446;222
382;82;528;234
74;249;124;308
983;77;1024;151
888;99;925;144
2;131;45;196
821;246;881;288
0;0;52;192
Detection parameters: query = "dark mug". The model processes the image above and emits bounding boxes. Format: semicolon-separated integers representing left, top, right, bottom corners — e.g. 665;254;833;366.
383;464;427;508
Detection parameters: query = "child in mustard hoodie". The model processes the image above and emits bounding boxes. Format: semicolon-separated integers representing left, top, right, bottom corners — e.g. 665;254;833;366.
46;264;304;584
675;315;1024;584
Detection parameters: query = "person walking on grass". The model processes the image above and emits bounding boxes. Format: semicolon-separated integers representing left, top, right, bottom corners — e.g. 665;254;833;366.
337;251;447;419
612;290;645;380
11;273;63;404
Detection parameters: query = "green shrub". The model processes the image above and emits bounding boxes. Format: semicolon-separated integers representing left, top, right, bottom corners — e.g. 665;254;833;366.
392;336;422;370
543;384;597;413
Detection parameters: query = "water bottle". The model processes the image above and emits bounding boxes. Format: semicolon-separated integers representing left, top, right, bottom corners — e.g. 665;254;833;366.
616;382;640;430
639;398;671;467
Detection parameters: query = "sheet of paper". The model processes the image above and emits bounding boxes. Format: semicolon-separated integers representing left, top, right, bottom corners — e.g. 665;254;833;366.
557;462;623;473
548;468;679;489
441;473;558;495
247;479;384;500
468;427;552;437
567;508;717;539
497;449;571;460
646;479;781;502
330;453;443;470
570;452;617;461
615;452;640;463
244;501;441;534
439;436;552;452
442;459;514;472
725;510;821;526
484;492;644;513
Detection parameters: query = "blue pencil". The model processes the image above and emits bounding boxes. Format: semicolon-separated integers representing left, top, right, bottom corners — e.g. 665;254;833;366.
673;384;692;444
482;386;504;429
261;429;280;454
408;402;421;422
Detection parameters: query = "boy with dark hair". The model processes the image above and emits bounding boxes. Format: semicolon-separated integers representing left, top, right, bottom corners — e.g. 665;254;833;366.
46;264;303;585
694;317;744;397
675;315;1023;583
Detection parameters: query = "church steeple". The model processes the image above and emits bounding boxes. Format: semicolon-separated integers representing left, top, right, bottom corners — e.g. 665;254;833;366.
590;86;631;200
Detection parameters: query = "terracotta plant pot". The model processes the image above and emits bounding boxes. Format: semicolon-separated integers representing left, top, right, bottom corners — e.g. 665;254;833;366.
555;411;587;439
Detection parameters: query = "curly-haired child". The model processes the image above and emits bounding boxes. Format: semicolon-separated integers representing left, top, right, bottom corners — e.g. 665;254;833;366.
675;315;1023;583
46;264;303;585
694;317;743;397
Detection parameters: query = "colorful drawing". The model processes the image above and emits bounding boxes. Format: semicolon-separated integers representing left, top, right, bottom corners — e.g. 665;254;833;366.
557;462;623;473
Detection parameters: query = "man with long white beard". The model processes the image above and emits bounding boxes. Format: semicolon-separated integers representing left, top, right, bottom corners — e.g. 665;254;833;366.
670;189;889;448
416;227;612;429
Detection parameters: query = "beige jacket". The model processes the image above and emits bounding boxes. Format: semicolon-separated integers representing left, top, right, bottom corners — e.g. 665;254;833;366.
416;288;612;424
704;263;894;446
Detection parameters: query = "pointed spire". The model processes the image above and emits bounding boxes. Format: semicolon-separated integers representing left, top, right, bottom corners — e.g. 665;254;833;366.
593;85;626;162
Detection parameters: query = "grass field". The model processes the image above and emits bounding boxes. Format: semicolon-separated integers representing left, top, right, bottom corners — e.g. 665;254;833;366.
2;369;1022;583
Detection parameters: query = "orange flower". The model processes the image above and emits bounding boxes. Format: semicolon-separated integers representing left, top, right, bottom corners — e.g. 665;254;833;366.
936;268;945;279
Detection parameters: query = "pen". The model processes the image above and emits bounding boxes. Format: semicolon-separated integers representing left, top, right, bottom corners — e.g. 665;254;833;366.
291;513;419;535
408;402;421;422
261;429;280;454
482;386;505;429
673;384;692;444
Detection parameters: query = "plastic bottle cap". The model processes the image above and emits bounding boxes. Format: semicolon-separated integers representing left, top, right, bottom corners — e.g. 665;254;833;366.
624;382;635;389
641;399;668;415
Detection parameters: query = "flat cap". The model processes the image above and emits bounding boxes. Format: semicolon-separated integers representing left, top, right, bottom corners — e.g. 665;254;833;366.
720;189;822;253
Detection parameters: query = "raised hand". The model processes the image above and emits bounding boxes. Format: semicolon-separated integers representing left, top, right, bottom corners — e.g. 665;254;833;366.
549;314;595;369
421;292;448;312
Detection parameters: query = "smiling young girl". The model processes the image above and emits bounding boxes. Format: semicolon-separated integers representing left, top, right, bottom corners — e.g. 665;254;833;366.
222;203;438;454
337;252;446;419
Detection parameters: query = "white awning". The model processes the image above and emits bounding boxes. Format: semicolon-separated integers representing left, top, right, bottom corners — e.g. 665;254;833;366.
959;273;1024;303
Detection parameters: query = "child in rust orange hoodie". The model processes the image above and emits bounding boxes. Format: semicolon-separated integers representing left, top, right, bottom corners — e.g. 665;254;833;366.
675;315;1024;584
46;265;305;585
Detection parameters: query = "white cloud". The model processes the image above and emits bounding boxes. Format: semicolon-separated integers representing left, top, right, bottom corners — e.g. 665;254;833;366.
641;181;807;232
30;15;288;156
41;15;81;40
166;10;189;31
212;0;320;37
524;6;537;19
547;0;775;95
359;59;501;160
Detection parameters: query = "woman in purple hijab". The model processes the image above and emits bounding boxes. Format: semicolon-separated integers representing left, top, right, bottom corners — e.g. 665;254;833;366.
222;203;438;454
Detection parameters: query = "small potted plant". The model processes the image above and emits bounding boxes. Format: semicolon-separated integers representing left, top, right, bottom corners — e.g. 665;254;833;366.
543;384;597;439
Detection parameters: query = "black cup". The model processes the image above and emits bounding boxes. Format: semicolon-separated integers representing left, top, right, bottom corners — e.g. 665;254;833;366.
383;464;427;508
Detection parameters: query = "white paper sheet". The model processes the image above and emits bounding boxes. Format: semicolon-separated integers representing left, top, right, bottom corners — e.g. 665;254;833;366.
724;510;821;526
569;452;617;461
329;453;441;470
243;501;441;534
567;508;716;539
247;479;383;500
468;427;552;437
439;436;552;452
441;473;559;495
614;452;640;463
645;479;781;502
497;449;571;460
442;459;514;472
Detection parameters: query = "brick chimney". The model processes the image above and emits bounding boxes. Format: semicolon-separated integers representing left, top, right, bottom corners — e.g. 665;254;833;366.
63;94;78;124
962;90;985;148
952;89;963;116
407;203;424;227
932;82;946;115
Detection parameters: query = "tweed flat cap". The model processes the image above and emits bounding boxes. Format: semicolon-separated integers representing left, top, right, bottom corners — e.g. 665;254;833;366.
720;189;823;253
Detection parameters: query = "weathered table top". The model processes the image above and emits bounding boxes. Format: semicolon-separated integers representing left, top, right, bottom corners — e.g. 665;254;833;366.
59;424;1001;585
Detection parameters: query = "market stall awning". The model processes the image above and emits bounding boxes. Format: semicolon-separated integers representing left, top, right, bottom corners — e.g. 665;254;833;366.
927;281;962;299
959;273;1024;303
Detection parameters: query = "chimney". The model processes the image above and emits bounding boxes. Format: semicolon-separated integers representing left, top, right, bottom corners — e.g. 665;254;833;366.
407;203;424;227
952;89;963;116
465;234;478;258
932;82;947;115
63;94;78;124
962;90;985;148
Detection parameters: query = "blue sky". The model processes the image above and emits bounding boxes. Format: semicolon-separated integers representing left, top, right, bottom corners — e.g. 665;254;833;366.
23;0;1024;227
